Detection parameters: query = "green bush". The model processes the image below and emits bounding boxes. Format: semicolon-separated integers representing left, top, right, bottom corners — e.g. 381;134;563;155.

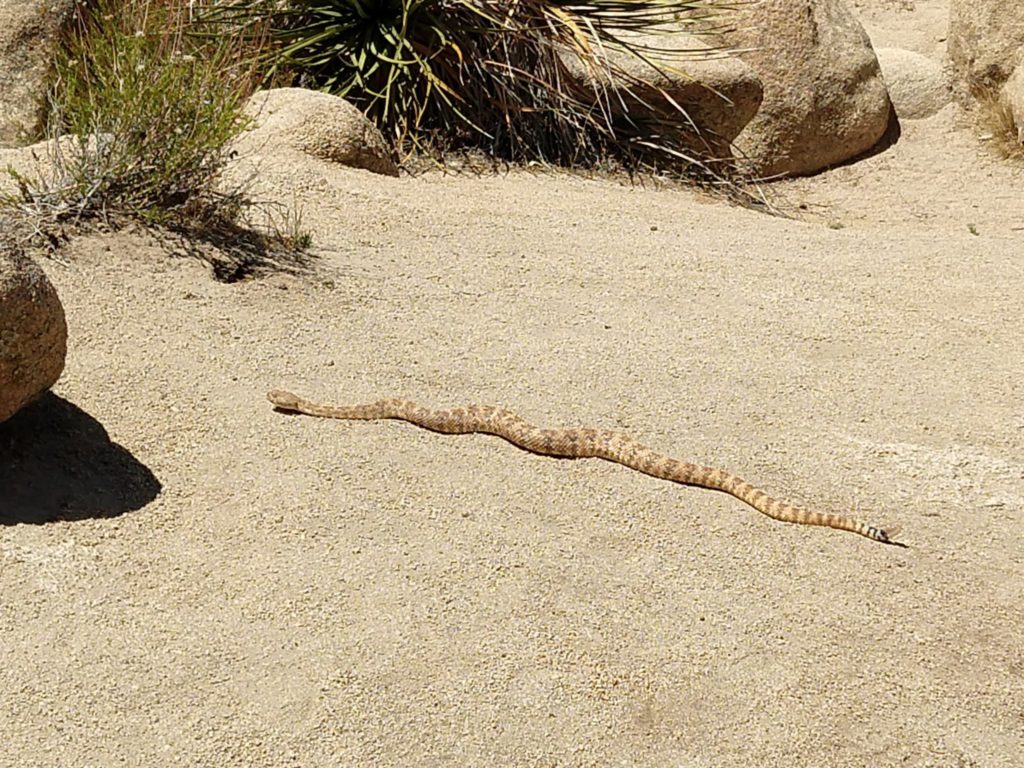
6;0;264;224
3;0;311;271
210;0;730;175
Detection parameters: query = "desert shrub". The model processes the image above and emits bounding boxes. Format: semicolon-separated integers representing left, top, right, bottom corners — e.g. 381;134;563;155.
977;90;1024;163
2;0;311;272
208;0;734;177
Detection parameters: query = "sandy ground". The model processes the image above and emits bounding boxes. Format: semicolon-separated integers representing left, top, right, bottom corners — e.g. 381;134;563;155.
2;7;1024;767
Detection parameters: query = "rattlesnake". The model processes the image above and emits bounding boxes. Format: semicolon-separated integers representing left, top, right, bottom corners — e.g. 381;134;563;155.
267;389;903;545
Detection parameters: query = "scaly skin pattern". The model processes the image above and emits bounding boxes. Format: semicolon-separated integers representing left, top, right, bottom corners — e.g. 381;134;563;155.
267;390;903;545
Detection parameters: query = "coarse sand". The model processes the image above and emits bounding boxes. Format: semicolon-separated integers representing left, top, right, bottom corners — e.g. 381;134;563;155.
2;17;1023;768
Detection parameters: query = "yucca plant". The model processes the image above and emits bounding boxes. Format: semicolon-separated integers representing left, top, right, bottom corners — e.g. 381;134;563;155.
206;0;735;174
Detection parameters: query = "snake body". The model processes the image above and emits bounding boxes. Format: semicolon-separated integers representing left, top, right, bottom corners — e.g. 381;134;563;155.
268;389;902;545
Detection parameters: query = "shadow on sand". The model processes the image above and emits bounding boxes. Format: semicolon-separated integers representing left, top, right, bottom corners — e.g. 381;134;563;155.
0;393;161;524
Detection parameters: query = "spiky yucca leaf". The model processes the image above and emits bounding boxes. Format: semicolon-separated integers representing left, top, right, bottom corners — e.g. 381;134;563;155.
206;0;737;174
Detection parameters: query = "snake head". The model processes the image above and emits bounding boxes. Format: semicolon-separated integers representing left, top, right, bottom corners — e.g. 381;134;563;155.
267;389;303;411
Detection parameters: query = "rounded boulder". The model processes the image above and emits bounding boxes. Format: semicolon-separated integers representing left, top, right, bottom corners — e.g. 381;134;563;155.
0;238;67;423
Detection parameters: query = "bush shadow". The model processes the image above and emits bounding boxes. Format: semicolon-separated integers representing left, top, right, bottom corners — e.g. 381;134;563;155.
0;393;161;524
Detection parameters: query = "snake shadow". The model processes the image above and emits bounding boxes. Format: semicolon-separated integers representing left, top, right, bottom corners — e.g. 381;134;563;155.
0;393;161;524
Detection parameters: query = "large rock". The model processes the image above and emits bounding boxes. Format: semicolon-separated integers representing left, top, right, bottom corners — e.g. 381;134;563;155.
560;31;762;160
237;88;399;177
598;32;762;154
875;48;950;120
677;54;763;148
0;236;67;423
0;0;75;146
948;0;1024;103
714;0;893;177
